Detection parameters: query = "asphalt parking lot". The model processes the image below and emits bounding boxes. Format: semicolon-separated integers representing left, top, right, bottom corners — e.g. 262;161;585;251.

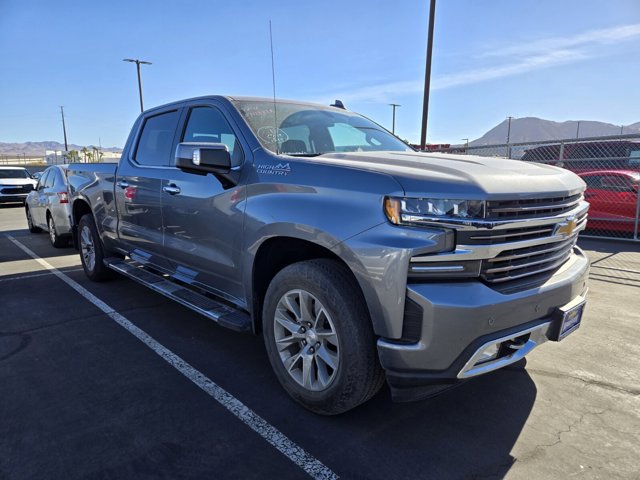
1;203;639;480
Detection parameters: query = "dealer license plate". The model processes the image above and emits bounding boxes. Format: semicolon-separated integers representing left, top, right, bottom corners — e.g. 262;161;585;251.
556;301;585;340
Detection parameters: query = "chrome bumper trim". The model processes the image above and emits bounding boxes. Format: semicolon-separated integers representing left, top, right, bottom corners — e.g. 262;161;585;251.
457;322;552;379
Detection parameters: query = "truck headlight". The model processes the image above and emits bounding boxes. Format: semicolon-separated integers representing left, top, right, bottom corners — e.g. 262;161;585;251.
384;196;485;226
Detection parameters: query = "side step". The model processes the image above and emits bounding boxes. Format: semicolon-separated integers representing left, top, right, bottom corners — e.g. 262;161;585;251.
104;258;252;333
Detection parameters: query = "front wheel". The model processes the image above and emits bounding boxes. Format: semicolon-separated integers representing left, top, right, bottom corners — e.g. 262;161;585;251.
78;213;113;281
263;259;385;415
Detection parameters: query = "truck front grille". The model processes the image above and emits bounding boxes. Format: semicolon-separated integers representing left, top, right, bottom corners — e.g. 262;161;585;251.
1;185;32;194
486;193;582;220
481;236;577;284
459;209;588;245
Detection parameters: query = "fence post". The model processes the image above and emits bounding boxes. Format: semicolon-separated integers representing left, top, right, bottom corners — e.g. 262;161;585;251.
634;186;640;240
558;142;565;167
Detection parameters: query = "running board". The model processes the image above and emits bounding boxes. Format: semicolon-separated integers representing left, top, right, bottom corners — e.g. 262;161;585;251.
104;258;251;333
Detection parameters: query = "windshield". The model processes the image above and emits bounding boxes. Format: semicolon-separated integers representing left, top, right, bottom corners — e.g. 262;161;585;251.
0;169;30;179
232;100;413;155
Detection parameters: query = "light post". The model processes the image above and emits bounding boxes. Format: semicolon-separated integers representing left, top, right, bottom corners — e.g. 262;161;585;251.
420;0;437;150
389;103;401;134
576;121;581;139
506;116;514;159
59;106;68;151
123;58;152;112
462;138;469;150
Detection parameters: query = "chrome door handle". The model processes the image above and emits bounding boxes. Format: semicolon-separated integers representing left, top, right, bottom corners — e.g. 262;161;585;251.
162;185;181;195
116;180;129;189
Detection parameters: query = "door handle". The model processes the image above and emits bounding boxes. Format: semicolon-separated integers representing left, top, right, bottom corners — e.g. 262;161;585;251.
116;180;129;189
163;184;181;195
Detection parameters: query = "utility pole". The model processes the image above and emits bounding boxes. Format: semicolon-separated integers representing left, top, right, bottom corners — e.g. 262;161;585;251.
60;106;68;151
123;58;152;112
576;121;581;139
389;103;401;134
420;0;437;150
506;116;513;159
621;125;624;135
462;138;469;150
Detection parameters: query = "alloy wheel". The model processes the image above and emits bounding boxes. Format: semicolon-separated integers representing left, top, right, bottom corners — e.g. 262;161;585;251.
273;289;340;391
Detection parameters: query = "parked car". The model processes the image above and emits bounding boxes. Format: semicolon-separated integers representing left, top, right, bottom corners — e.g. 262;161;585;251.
68;95;589;415
579;170;639;234
25;165;72;247
0;166;38;204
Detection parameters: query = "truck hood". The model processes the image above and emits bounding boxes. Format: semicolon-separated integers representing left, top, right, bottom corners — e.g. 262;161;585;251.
314;151;585;199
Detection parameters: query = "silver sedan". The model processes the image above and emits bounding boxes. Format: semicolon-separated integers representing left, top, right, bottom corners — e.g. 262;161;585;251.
25;165;73;248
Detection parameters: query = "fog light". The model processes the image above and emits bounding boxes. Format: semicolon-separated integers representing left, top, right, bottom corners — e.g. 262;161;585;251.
476;343;500;364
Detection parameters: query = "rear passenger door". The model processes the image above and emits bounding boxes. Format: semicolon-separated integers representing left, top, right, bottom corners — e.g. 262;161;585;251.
114;107;182;270
161;102;249;304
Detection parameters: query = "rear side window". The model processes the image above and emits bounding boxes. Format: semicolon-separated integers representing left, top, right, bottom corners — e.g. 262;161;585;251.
181;107;243;166
37;170;50;189
43;169;56;188
134;110;180;166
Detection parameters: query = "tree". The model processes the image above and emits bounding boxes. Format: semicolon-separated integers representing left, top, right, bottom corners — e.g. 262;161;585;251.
81;147;89;163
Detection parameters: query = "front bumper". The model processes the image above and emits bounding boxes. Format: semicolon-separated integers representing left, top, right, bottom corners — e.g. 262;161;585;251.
0;193;29;203
378;247;589;401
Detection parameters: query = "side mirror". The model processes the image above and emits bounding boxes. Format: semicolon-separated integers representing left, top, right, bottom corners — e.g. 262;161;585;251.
175;142;231;175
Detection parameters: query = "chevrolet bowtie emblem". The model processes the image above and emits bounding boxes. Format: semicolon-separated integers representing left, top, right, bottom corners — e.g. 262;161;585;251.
555;218;577;237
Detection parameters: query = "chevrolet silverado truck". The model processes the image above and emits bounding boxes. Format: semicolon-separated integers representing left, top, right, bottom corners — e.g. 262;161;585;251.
67;96;589;415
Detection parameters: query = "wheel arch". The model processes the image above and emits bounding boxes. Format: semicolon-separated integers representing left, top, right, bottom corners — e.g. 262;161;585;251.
250;236;372;336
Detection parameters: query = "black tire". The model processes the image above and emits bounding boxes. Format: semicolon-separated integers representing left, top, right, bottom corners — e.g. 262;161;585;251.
78;213;113;281
263;259;385;415
47;213;68;248
25;206;42;233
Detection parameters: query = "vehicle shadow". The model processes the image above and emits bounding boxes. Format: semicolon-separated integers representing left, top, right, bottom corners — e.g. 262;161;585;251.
0;203;26;209
313;361;535;479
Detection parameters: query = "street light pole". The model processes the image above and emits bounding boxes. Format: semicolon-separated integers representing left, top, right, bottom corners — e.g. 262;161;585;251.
576;121;580;139
123;58;152;112
420;0;437;150
389;103;401;134
506;116;513;159
60;106;68;151
462;138;469;150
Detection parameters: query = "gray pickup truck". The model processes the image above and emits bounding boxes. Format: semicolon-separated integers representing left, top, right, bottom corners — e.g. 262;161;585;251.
67;96;589;414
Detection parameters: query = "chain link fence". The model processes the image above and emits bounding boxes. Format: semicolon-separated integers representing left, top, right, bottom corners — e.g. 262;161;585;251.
432;134;640;242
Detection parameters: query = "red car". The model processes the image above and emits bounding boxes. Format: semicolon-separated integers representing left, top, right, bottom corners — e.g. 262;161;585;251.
579;170;639;235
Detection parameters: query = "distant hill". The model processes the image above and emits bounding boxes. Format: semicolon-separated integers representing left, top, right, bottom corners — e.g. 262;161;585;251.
470;117;640;146
0;141;122;156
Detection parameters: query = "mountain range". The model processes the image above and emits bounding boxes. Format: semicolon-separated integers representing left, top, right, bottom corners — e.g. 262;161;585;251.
2;117;640;155
469;118;640;146
0;141;122;156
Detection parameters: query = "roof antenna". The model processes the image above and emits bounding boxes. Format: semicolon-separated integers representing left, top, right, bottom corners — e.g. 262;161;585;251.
330;99;346;110
269;20;279;154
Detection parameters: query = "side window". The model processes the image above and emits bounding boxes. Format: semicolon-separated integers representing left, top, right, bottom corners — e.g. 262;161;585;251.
328;123;383;152
582;175;601;189
43;170;56;188
36;170;50;190
601;175;633;192
181;107;244;166
134;110;180;166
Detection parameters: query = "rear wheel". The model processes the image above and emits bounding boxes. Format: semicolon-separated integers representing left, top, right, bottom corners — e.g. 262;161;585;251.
263;259;385;415
47;214;67;248
25;207;41;233
78;213;113;281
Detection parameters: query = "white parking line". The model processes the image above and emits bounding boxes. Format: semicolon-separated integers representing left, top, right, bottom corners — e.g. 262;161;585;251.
7;235;338;480
0;268;84;283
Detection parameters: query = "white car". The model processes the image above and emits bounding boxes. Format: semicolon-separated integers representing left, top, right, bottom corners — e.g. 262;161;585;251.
25;165;72;248
0;166;38;204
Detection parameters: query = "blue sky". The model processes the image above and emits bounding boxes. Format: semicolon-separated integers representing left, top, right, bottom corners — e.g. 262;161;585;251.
1;0;639;148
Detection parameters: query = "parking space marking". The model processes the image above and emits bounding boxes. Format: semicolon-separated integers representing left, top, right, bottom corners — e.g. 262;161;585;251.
6;235;338;480
0;268;83;283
